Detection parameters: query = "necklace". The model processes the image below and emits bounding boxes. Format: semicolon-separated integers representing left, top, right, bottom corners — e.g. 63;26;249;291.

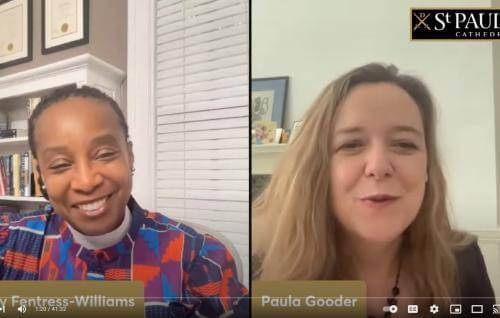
367;261;401;318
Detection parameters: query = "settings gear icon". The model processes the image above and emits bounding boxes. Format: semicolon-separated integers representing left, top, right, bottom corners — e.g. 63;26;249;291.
430;304;439;314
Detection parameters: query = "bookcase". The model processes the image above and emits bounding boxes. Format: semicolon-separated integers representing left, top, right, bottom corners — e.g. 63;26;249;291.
0;54;125;212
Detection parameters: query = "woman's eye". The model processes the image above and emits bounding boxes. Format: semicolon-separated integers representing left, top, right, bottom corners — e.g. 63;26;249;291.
97;151;117;159
338;141;363;151
49;163;70;171
393;142;418;151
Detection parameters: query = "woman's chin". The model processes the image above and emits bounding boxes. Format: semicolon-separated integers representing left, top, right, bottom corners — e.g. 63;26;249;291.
356;229;403;244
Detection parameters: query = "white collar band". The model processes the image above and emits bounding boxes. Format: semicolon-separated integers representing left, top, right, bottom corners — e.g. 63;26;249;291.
67;206;132;250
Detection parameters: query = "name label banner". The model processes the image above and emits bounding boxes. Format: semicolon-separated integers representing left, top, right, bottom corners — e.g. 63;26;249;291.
411;8;500;40
252;280;366;318
0;281;144;318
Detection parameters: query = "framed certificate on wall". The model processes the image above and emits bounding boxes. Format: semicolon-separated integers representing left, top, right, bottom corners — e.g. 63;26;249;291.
42;0;89;54
0;0;33;69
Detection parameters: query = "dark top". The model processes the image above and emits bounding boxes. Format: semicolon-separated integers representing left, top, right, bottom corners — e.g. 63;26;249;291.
453;240;495;318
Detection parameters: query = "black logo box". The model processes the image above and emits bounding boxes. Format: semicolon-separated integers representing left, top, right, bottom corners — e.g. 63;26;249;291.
411;8;500;40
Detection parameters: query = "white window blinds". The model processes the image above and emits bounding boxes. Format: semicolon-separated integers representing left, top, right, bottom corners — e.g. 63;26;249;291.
155;0;249;285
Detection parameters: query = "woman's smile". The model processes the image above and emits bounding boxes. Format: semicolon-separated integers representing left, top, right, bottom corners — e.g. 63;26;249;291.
72;193;114;217
357;196;400;210
356;193;401;210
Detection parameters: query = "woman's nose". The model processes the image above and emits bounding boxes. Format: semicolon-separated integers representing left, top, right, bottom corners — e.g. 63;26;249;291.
364;144;395;180
71;163;103;193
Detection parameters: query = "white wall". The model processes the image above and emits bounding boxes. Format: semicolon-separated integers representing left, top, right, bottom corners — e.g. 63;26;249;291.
252;0;497;231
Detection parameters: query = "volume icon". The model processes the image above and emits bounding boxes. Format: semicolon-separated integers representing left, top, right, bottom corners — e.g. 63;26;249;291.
17;305;26;314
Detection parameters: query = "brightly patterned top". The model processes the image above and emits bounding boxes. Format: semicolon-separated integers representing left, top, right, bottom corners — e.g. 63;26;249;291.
0;196;249;317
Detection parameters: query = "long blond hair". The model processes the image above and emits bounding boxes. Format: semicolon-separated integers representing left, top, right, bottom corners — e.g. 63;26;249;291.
252;63;472;304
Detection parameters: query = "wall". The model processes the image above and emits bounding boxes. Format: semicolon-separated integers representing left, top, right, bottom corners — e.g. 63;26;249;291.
252;0;498;232
0;0;127;77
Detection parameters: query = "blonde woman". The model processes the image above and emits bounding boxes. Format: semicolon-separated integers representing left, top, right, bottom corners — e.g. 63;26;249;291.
252;63;494;317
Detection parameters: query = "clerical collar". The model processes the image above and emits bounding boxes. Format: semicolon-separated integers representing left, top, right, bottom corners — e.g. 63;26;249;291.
67;206;132;250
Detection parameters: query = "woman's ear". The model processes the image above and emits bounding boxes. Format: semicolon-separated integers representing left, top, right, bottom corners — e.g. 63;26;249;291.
33;157;49;199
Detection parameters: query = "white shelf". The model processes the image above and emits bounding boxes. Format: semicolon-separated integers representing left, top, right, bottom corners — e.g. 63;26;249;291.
0;136;29;156
252;143;288;175
0;136;28;144
0;195;47;203
252;143;288;154
0;54;125;105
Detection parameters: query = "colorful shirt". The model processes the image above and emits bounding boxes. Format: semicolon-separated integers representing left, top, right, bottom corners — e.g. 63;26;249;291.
0;196;249;317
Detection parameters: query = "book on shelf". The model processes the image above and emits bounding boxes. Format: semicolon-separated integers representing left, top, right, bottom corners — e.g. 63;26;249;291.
20;152;31;197
1;155;12;196
0;152;38;198
0;158;6;196
12;153;20;197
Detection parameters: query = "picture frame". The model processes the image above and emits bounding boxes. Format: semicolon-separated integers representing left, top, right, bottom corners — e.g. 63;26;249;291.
251;76;288;128
42;0;89;54
0;0;32;69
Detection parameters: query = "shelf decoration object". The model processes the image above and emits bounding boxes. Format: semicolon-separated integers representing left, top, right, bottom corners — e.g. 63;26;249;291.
42;0;89;54
253;120;277;144
0;0;33;69
251;76;288;128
